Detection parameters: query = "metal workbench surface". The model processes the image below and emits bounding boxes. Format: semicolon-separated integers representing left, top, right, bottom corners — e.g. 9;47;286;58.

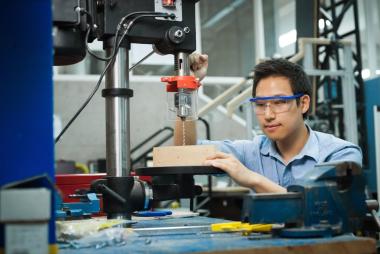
59;216;375;254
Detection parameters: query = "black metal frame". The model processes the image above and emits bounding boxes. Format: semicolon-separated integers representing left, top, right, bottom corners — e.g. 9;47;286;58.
315;0;367;164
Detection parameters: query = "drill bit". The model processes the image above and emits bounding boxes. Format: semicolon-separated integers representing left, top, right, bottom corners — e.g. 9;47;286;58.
181;117;186;146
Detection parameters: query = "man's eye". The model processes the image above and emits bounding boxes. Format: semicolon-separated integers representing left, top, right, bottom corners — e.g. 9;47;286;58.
273;100;287;105
255;102;265;107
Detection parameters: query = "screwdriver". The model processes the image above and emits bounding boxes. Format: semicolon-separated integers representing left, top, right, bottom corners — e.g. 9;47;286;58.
211;222;272;235
133;221;273;235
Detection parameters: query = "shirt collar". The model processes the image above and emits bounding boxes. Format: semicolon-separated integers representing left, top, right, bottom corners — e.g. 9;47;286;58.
293;124;319;162
260;138;279;157
260;124;319;162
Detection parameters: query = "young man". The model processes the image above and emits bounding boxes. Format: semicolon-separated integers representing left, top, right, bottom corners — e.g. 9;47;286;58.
186;54;362;193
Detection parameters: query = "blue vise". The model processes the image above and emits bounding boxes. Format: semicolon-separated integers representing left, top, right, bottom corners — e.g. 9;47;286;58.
55;192;100;219
242;161;374;238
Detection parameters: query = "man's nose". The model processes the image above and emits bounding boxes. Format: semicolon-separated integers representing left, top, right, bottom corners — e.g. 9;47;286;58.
264;104;275;119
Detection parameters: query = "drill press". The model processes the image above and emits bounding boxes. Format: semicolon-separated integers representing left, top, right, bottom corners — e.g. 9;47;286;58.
53;0;222;219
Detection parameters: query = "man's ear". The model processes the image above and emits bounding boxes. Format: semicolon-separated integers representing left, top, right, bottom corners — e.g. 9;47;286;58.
300;95;310;114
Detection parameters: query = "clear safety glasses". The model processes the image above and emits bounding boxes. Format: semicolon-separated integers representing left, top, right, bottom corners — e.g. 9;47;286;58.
249;93;304;115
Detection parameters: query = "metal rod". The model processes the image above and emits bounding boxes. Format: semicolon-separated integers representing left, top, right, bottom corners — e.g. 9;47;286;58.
133;225;209;231
342;44;358;144
105;46;131;177
129;50;155;71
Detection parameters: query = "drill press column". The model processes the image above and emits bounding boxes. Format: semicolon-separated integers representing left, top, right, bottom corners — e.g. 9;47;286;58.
101;42;135;219
104;46;131;177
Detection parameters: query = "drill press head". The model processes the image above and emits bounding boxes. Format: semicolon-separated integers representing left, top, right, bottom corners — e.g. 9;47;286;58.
162;50;201;121
162;75;200;121
161;51;200;121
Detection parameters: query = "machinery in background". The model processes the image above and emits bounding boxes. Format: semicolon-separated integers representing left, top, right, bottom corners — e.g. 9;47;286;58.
55;160;90;174
55;192;100;219
315;0;364;144
295;0;380;199
296;0;364;138
243;161;380;238
364;77;380;206
55;174;105;219
296;1;367;167
308;0;380;199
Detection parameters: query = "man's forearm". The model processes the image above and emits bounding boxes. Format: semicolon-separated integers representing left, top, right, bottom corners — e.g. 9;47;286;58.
173;119;197;146
249;171;287;193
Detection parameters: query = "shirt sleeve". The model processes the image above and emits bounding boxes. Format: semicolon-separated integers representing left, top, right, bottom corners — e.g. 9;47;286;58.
325;145;363;168
198;139;247;163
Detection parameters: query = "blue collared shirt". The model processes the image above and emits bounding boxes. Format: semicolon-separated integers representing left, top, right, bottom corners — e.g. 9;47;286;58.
198;126;362;187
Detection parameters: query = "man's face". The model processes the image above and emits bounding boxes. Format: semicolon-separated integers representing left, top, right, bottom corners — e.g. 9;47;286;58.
254;76;310;142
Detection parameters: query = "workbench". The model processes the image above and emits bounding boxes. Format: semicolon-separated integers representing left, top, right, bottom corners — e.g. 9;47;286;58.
59;216;375;254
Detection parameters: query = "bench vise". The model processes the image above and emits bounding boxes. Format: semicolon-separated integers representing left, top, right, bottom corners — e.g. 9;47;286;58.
55;192;100;219
242;161;378;237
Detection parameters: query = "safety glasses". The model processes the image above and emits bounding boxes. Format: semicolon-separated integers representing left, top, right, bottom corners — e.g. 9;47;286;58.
249;93;304;115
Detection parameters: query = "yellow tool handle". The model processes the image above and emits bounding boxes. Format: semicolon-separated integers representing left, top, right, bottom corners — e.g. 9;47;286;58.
75;162;89;174
211;222;272;233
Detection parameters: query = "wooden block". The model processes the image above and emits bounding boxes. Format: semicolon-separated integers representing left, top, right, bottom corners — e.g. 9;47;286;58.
153;145;217;167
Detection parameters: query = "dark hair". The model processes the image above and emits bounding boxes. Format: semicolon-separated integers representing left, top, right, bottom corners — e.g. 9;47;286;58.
252;58;312;118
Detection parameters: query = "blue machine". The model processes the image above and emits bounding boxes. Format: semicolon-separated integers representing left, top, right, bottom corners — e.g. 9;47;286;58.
0;1;55;249
55;193;100;219
364;76;380;194
243;161;377;238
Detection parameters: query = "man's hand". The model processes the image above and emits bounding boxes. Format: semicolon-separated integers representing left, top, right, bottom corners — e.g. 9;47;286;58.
203;152;256;187
203;152;286;193
189;53;208;81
